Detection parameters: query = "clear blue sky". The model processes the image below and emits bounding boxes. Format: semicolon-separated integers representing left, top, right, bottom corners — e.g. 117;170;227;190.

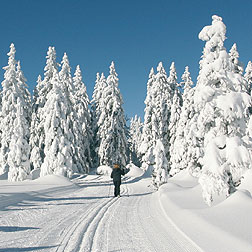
0;0;252;120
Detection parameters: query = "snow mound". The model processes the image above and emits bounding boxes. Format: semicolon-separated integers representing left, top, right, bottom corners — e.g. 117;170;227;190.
238;169;252;194
221;190;252;206
169;169;199;187
126;163;144;177
96;165;112;176
33;174;74;186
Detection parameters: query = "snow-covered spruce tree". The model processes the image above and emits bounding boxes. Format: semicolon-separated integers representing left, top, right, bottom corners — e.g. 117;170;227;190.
151;63;173;162
40;69;74;177
128;115;143;166
72;65;93;173
58;53;83;173
169;66;195;176
140;63;173;173
192;15;251;205
91;72;107;166
168;61;181;102
97;62;128;167
16;61;32;124
30;75;43;171
244;61;252;95
0;44;31;179
229;43;243;75
140;68;156;170
30;46;59;171
8;98;30;181
168;89;181;172
152;139;169;188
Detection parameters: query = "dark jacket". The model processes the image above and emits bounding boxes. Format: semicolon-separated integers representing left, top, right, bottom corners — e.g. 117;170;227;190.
111;168;125;182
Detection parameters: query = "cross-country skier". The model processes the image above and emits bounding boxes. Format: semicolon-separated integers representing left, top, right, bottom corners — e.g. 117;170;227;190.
110;163;128;197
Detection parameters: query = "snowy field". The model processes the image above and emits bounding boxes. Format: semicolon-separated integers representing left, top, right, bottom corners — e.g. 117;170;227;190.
0;166;252;252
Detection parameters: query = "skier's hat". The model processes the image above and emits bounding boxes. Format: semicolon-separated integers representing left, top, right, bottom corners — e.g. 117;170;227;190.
113;163;120;168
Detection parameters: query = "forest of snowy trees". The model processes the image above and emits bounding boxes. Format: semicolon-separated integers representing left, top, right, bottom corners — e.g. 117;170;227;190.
1;15;252;205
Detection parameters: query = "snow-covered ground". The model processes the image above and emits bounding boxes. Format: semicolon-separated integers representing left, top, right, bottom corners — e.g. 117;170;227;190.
0;167;252;252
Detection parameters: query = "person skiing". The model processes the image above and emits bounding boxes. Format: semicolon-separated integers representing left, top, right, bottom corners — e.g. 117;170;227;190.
110;163;126;197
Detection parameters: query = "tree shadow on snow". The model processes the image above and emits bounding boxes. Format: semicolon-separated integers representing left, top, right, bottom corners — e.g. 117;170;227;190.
0;226;40;232
0;245;57;251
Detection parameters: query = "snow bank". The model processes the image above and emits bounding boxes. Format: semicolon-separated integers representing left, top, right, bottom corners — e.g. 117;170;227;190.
238;169;252;194
33;174;74;186
96;165;112;176
169;169;198;187
158;169;252;252
126;163;144;177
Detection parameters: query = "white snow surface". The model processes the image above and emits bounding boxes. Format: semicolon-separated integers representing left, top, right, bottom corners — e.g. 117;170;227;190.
0;170;251;251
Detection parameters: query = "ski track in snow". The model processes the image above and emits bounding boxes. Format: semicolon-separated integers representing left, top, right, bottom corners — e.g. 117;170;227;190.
0;175;202;252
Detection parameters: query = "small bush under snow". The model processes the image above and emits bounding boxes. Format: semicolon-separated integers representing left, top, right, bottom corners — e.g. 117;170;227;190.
96;165;112;176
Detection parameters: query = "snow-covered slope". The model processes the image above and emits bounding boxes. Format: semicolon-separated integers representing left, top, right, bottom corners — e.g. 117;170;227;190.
159;170;252;252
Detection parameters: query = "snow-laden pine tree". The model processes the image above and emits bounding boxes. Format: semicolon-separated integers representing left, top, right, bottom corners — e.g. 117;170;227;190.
140;68;156;170
40;69;74;177
140;63;173;173
0;44;31;179
128;115;142;166
151;63;171;153
229;43;243;75
97;62;128;166
72;65;92;173
30;75;43;171
192;15;251;205
91;72;107;166
168;89;181;171
8;98;30;181
30;47;59;171
168;61;181;102
244;61;252;95
152;139;169;188
0;43;18;175
169;66;195;176
16;61;32;124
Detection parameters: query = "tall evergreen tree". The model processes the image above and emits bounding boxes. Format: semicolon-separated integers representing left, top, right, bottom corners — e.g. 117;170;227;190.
140;68;156;170
168;61;181;101
140;63;173;172
16;61;32;123
30;47;59;171
229;43;243;75
30;75;43;171
168;89;181;171
91;72;107;166
169;66;195;176
97;62;128;166
72;65;92;173
40;69;74;177
8;98;30;181
191;15;251;205
0;44;31;181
